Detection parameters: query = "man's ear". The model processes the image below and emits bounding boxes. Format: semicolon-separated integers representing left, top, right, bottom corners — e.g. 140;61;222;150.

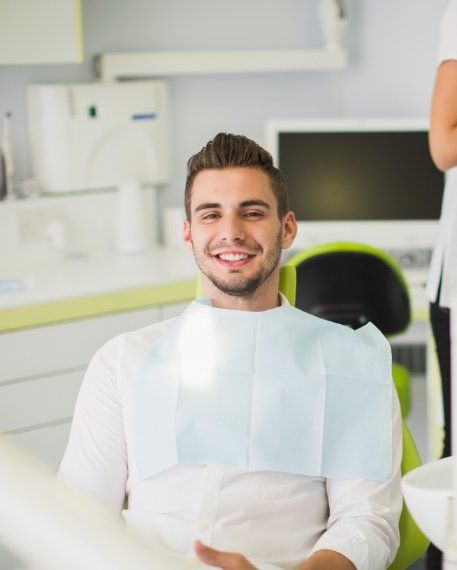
281;211;298;250
183;218;193;254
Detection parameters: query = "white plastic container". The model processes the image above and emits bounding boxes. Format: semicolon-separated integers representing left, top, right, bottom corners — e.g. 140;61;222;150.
114;182;154;254
163;206;186;249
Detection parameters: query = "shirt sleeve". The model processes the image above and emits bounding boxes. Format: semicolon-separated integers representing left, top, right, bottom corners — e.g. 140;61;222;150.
438;0;457;64
58;337;128;513
308;386;403;570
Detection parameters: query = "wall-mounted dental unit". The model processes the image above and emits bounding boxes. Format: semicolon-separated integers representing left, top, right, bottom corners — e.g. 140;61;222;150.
27;80;170;193
27;81;170;253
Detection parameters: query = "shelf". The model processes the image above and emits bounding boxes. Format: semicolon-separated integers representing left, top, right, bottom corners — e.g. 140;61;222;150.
96;48;348;80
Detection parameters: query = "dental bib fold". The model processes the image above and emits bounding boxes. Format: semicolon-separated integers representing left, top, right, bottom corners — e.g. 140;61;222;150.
133;300;392;482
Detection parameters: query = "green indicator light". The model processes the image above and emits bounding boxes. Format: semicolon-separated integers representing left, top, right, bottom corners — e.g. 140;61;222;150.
88;105;97;118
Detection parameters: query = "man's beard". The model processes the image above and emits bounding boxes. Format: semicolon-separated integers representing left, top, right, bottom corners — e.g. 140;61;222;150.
193;229;283;298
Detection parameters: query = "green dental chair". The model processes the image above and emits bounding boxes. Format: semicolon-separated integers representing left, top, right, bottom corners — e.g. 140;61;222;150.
283;242;428;568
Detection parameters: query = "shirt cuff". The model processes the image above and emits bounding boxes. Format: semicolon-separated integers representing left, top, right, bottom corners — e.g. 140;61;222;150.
308;525;389;570
309;534;365;569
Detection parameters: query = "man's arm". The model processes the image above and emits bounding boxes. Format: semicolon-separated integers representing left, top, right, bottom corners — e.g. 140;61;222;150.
305;389;403;570
59;337;128;512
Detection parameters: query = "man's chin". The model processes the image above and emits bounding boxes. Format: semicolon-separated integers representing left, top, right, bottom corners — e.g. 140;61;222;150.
206;275;263;298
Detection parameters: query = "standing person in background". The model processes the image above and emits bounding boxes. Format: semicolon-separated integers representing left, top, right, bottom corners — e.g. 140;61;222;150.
427;0;457;567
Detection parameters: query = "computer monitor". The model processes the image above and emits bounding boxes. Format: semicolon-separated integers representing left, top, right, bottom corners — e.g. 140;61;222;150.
265;119;444;252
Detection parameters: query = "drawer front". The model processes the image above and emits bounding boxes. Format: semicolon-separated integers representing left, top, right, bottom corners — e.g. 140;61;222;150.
0;306;160;382
8;422;72;470
0;371;83;433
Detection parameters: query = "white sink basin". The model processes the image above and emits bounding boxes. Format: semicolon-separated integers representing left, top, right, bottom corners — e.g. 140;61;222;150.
402;456;454;551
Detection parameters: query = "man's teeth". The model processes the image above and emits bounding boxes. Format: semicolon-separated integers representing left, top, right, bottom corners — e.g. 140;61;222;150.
219;253;249;261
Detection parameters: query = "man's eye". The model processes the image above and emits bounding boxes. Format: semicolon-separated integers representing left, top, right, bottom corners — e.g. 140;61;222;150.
245;211;263;218
202;212;220;220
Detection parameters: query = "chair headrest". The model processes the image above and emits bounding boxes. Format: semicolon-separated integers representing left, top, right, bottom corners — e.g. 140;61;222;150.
292;249;410;336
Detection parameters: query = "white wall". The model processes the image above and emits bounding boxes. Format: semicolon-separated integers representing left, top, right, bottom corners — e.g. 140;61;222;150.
0;0;449;209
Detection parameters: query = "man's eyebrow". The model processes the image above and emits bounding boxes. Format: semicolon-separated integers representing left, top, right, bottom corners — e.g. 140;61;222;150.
239;200;271;210
194;202;222;213
193;199;272;214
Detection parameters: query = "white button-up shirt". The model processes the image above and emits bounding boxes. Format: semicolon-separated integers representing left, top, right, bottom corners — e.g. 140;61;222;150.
59;298;402;570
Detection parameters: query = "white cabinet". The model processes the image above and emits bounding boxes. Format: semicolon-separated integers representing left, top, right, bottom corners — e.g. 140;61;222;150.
0;371;82;432
1;306;162;382
0;0;82;65
0;300;191;570
9;423;73;471
0;305;169;469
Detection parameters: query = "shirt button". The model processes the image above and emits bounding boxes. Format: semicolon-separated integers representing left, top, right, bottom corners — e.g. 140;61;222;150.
206;492;217;500
199;522;210;531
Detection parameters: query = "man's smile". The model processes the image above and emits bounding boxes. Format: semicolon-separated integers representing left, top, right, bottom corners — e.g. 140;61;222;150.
212;250;256;267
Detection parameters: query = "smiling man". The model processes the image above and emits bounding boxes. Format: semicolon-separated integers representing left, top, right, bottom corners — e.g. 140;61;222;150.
60;133;402;570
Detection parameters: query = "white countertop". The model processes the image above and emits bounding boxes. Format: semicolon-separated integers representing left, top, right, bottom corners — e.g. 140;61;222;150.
0;246;198;310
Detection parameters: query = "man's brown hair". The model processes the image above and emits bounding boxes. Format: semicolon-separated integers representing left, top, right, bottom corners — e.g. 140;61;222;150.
185;133;289;220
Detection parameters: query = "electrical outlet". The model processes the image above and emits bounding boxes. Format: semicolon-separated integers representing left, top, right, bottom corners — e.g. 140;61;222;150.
15;207;65;246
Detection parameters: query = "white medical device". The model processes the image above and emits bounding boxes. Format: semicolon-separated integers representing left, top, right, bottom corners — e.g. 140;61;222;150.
0;436;193;570
27;80;170;192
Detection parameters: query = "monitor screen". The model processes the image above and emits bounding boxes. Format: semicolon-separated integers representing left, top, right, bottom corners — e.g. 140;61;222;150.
278;131;444;221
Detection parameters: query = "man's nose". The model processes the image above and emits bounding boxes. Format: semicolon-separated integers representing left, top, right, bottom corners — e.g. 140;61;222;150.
219;214;245;242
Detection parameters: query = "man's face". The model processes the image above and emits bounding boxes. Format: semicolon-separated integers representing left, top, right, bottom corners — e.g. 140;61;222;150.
183;167;296;298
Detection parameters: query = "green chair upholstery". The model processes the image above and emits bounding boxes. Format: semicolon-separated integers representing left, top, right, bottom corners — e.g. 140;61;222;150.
392;362;412;418
388;422;430;569
278;262;297;306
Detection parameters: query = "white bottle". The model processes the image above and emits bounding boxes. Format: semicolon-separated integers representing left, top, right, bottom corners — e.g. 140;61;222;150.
1;111;14;200
114;181;151;254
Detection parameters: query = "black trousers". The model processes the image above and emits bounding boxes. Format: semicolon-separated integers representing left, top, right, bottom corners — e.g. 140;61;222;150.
426;297;451;570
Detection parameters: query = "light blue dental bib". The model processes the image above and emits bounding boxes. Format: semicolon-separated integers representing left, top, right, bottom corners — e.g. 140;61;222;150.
133;300;392;482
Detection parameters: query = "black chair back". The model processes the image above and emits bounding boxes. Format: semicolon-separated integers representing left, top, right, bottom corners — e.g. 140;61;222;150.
293;250;410;335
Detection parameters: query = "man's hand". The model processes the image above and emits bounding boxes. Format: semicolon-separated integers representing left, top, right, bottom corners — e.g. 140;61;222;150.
194;540;257;569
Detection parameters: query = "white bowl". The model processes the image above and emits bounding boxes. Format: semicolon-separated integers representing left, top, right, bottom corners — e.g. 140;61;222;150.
401;456;454;551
